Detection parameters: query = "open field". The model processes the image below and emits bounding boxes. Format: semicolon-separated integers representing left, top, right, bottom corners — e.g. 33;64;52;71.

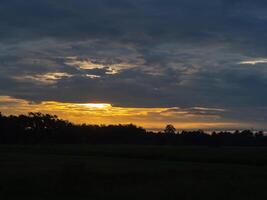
1;145;267;200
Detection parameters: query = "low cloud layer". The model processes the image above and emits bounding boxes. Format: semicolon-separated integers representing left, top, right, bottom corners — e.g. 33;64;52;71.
1;96;258;130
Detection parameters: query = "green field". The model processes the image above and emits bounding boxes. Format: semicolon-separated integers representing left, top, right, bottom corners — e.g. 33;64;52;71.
1;145;267;200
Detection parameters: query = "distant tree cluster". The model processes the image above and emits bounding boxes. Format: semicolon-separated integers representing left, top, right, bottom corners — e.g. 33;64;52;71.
0;112;266;146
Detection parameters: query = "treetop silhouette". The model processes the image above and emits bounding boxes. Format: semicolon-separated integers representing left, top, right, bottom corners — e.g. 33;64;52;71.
0;112;266;146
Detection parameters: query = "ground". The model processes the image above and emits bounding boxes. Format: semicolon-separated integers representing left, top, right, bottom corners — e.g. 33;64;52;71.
0;145;267;200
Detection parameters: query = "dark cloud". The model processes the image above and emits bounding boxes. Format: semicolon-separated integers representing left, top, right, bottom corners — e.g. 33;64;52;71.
1;0;267;126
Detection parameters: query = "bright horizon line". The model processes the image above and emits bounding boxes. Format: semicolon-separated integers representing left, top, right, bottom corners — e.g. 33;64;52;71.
0;96;265;131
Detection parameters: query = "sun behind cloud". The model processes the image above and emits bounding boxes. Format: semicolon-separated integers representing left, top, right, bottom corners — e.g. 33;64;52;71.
77;103;112;109
0;96;254;131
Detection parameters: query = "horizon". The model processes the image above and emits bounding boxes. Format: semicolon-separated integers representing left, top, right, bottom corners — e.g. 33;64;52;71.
1;110;266;133
0;96;265;131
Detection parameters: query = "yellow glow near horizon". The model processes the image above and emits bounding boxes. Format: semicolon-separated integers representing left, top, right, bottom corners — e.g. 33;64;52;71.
0;96;254;130
77;103;112;109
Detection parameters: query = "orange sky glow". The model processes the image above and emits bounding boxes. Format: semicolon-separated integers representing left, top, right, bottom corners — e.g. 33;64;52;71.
0;96;254;131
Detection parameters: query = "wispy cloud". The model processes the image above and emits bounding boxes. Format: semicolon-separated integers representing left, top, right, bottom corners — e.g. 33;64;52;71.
65;57;139;75
12;72;73;85
239;59;267;65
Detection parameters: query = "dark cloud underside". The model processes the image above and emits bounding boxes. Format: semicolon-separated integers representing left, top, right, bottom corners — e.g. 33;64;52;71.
1;0;267;127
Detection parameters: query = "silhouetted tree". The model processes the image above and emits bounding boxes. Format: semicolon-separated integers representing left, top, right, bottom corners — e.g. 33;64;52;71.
0;112;266;146
164;124;176;135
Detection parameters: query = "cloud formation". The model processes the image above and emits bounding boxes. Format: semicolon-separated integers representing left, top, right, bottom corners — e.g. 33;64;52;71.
0;0;267;129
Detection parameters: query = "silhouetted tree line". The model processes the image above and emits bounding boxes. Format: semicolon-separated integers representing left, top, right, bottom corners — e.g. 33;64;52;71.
0;112;266;146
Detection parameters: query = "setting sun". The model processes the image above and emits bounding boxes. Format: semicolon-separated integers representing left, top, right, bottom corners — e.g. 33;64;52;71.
0;96;253;131
77;103;112;109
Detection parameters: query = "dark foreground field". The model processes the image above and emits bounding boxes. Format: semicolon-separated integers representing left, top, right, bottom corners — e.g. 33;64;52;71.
1;145;267;200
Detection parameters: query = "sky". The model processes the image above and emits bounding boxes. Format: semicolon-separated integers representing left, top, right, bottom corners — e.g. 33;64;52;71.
1;0;267;130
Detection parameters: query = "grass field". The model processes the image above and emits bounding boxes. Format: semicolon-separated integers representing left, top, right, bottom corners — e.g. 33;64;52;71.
1;145;267;200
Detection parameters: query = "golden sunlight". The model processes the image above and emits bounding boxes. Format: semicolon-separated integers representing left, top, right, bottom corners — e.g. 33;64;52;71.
77;103;112;109
0;96;251;130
